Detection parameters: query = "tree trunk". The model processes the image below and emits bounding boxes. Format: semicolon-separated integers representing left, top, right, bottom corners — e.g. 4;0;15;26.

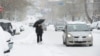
84;0;93;23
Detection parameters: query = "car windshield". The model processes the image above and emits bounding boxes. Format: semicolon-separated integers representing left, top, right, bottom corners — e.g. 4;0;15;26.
67;24;90;32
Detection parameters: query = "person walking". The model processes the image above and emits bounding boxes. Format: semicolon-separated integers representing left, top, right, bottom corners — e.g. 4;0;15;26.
35;24;43;43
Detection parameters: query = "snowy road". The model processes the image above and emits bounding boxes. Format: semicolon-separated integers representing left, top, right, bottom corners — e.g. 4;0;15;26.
9;27;100;56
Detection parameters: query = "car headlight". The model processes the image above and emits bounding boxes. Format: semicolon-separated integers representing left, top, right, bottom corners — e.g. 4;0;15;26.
88;34;92;38
67;34;72;38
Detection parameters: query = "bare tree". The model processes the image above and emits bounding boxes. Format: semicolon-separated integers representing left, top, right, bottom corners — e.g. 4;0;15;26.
93;0;100;21
0;0;31;20
84;0;93;23
62;0;93;23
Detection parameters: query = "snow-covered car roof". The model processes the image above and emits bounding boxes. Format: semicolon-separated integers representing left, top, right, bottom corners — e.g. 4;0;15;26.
0;19;10;23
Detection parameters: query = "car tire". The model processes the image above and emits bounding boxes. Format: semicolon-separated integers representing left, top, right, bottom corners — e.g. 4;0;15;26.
63;41;66;44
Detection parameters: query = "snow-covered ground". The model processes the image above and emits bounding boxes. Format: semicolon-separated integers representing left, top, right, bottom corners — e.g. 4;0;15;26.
7;27;100;56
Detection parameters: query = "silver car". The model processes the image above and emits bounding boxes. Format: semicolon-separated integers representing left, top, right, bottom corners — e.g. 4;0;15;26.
55;23;65;31
63;22;93;46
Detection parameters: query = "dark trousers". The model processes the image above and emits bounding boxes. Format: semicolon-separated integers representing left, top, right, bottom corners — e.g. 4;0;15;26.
37;33;42;43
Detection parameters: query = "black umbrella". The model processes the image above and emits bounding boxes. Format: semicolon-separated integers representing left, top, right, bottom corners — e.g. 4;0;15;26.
33;19;45;27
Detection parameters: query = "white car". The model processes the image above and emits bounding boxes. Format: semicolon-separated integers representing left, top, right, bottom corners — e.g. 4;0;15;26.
91;21;100;30
0;19;13;35
63;22;93;46
54;22;66;31
55;24;65;31
0;26;13;54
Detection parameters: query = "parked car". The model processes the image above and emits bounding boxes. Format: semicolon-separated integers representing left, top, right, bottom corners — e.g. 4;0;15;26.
0;19;13;36
54;22;66;31
91;21;100;30
0;26;13;53
62;22;93;46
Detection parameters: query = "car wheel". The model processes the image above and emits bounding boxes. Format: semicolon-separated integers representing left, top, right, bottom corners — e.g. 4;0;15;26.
63;41;66;44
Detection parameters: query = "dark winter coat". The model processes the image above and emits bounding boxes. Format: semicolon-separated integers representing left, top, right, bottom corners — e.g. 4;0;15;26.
35;24;43;34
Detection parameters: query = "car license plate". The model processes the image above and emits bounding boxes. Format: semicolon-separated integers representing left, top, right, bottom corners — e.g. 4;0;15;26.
78;38;83;41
